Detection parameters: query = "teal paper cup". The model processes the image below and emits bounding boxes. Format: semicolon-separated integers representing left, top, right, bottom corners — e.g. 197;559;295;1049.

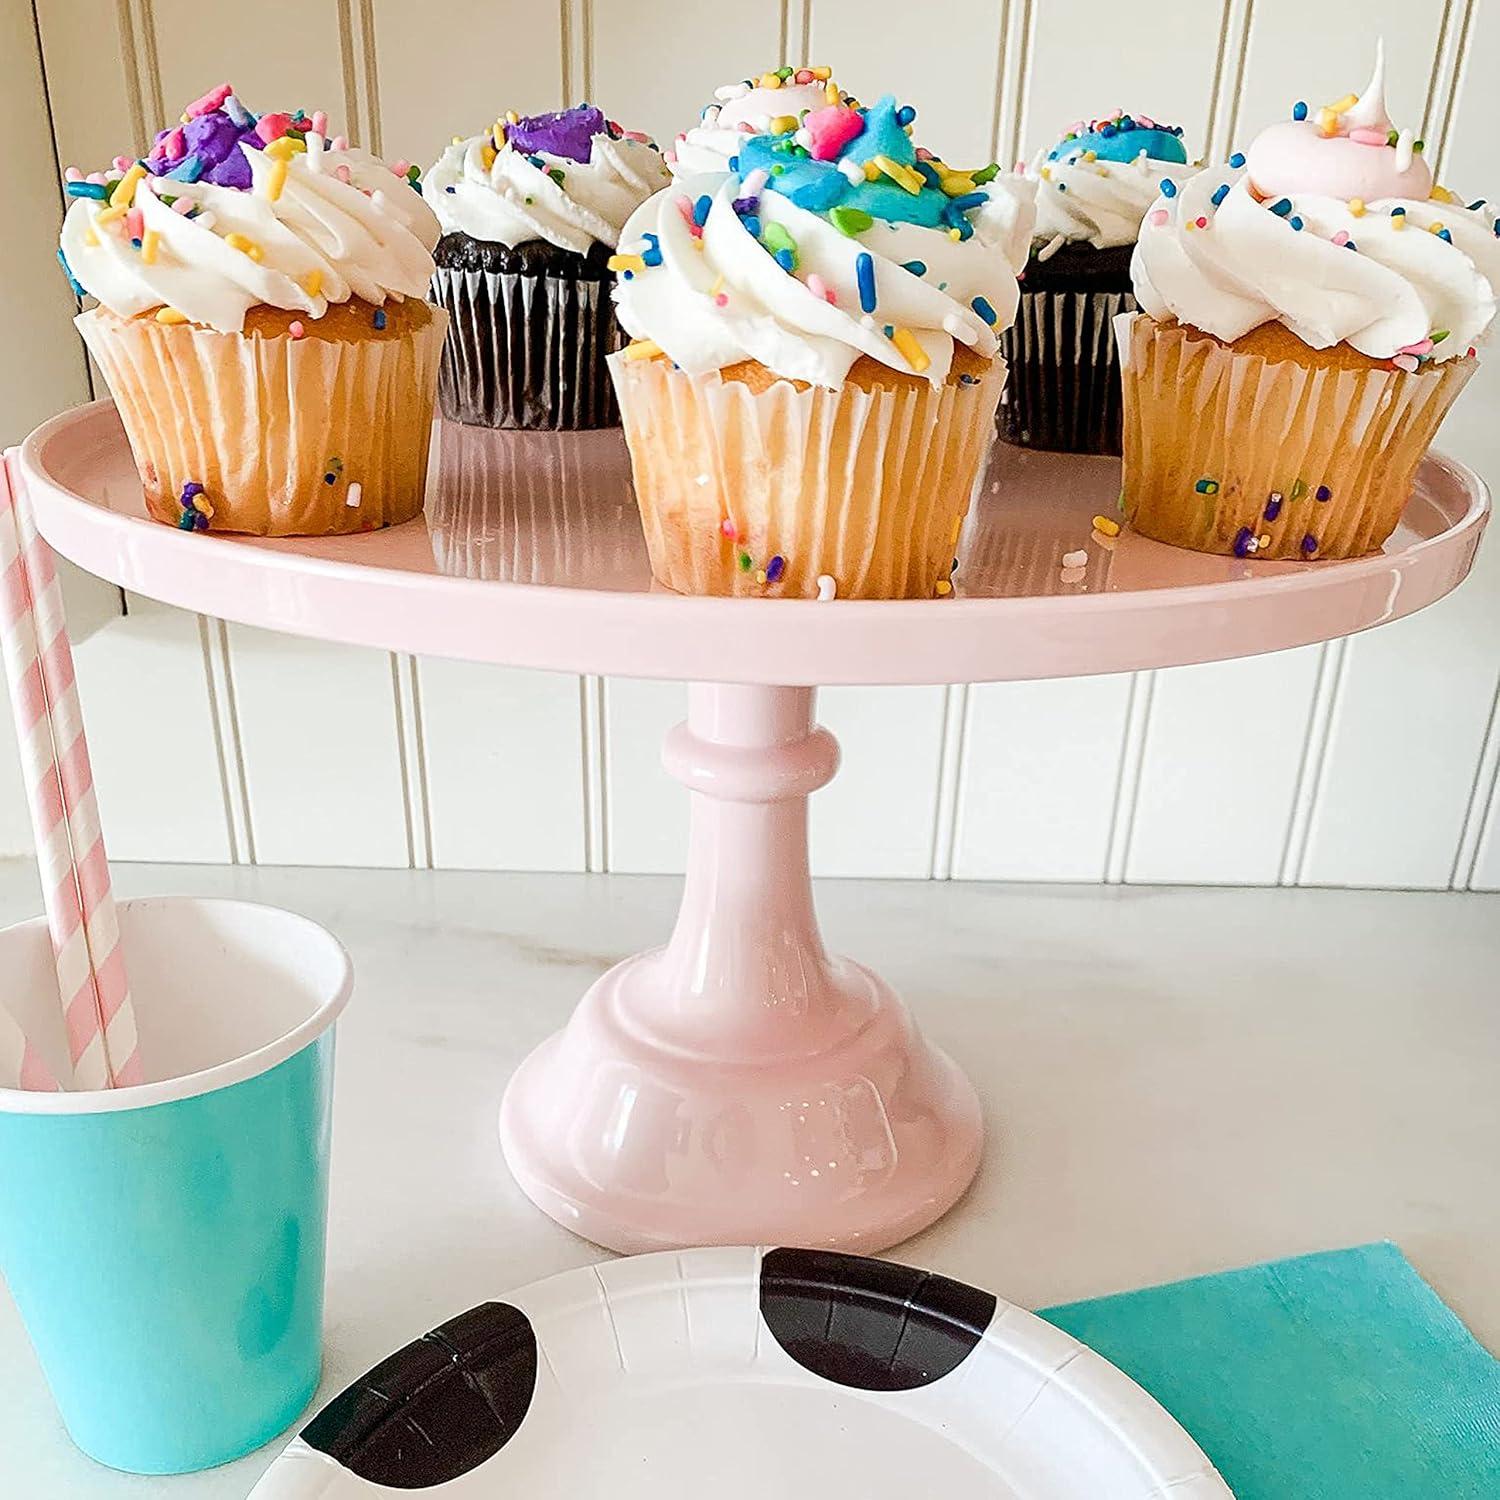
0;896;352;1474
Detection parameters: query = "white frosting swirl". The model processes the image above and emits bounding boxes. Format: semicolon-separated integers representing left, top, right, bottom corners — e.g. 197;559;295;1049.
1031;149;1198;251
671;80;834;176
60;143;439;334
1132;167;1500;360
612;172;1036;389
425;134;669;253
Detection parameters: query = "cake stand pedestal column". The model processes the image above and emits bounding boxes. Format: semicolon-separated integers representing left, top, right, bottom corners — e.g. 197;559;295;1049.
499;681;982;1254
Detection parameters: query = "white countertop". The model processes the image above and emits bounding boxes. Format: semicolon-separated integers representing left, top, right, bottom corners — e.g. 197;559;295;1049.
2;863;1497;1496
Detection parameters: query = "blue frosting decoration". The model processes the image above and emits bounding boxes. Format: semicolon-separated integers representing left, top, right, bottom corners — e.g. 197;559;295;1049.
1046;113;1188;166
734;94;977;236
839;93;915;169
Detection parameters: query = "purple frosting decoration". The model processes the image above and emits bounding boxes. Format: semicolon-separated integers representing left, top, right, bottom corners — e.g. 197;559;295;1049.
146;109;263;189
504;104;605;165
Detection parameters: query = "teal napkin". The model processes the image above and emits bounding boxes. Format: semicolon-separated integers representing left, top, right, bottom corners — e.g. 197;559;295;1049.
1040;1242;1500;1498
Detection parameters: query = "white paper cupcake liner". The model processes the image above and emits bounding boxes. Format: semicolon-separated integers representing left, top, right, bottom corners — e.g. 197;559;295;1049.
1117;312;1475;559
79;306;446;536
609;353;1006;599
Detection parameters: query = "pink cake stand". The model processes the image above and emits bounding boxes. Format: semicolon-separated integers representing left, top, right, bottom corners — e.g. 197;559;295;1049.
20;404;1490;1254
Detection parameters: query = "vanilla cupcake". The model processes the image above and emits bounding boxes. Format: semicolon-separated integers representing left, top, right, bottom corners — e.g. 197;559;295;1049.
1000;113;1197;454
610;91;1035;599
59;84;444;535
1122;47;1498;558
668;65;849;176
425;106;670;429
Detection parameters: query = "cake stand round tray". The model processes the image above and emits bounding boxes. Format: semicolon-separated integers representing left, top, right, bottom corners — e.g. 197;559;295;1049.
20;402;1490;1256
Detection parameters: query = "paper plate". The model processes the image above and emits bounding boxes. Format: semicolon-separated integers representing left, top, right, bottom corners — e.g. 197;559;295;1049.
250;1247;1233;1498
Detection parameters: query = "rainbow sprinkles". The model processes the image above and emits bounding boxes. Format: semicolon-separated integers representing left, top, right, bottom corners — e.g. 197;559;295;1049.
54;79;445;537
608;74;1035;599
612;85;1020;379
1135;41;1500;377
726;93;1002;242
56;83;431;335
1123;43;1499;562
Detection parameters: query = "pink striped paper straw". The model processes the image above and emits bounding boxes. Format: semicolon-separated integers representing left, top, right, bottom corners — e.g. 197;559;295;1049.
8;454;140;1085
0;450;140;1087
0;462;104;1086
0;1004;62;1091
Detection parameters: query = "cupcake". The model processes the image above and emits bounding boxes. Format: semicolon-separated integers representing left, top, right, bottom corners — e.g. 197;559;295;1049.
58;84;445;535
667;65;848;176
1121;47;1499;559
999;113;1196;455
609;92;1035;599
425;106;670;429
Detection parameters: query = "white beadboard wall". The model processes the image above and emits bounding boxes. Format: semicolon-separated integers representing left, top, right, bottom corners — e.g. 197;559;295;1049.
3;0;1498;890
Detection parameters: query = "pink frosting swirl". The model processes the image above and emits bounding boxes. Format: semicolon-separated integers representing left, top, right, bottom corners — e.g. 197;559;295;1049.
1246;46;1434;203
1247;122;1432;203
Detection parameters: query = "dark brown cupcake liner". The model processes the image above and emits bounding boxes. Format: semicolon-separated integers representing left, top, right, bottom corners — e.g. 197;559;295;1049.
430;265;624;430
997;288;1135;456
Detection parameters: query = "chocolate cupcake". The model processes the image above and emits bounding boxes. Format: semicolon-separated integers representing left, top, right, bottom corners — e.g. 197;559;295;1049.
425;105;670;430
1000;113;1196;454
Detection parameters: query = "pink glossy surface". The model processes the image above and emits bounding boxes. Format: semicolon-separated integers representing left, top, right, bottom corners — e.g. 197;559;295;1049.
21;401;1489;685
499;685;982;1254
18;398;1491;1252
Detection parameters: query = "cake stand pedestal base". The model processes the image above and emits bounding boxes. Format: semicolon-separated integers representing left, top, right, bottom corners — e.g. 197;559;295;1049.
499;683;982;1254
